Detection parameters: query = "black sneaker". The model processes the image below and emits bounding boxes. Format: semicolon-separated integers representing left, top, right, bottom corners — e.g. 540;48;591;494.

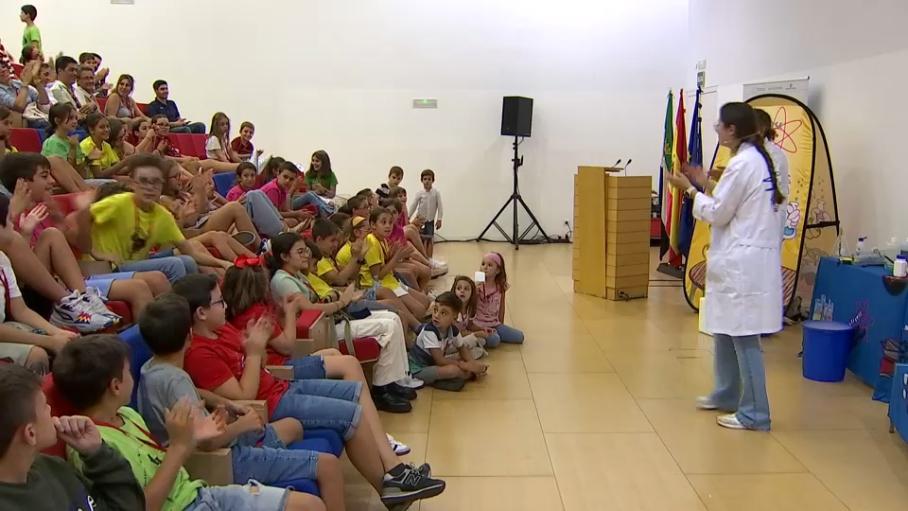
387;382;417;401
381;465;445;506
372;388;412;413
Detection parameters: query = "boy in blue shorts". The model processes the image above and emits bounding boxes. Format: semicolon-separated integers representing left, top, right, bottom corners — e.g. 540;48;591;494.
137;293;347;510
172;274;445;509
52;334;326;511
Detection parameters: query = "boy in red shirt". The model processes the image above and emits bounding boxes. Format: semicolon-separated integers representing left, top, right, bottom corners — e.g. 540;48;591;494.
172;274;445;508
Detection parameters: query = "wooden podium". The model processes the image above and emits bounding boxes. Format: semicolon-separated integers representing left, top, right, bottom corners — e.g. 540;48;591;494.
572;166;651;300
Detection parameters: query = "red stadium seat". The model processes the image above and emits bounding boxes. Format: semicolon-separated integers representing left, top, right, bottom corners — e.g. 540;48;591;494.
189;134;208;158
168;133;200;158
9;128;42;153
41;374;77;457
136;102;149;115
11;62;24;78
96;96;108;113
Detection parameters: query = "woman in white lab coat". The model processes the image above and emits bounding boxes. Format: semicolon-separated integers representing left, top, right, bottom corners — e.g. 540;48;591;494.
667;102;786;431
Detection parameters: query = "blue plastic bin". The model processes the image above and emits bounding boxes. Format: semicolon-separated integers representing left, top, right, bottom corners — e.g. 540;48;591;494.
802;320;854;382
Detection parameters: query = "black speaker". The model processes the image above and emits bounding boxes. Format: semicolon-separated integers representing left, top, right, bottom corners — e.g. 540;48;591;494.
501;96;533;137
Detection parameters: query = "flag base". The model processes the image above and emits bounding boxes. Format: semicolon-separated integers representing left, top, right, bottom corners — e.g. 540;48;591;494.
657;262;685;279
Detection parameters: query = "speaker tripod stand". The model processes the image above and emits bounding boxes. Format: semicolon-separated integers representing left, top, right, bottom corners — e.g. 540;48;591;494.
476;136;550;249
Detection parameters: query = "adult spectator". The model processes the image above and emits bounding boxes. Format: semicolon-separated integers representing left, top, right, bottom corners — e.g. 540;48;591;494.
20;5;41;51
72;65;100;114
0;60;50;130
78;51;109;97
48;56;80;108
0;38;13;73
146;80;205;134
104;74;147;121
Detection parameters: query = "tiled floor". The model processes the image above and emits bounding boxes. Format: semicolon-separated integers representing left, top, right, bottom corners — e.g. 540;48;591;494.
342;243;908;510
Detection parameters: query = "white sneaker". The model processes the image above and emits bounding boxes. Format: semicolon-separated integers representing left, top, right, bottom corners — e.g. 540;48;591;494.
695;396;718;410
716;414;746;430
397;375;425;390
81;287;122;320
51;292;118;333
387;433;411;455
429;259;448;278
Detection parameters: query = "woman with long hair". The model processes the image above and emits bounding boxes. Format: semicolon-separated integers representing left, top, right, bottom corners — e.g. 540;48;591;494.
666;102;786;431
103;74;147;121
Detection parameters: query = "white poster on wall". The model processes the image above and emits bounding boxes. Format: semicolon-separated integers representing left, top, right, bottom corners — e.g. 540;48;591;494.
743;78;809;103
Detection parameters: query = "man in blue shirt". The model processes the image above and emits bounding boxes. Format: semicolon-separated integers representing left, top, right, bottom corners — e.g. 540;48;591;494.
0;61;50;130
146;80;205;134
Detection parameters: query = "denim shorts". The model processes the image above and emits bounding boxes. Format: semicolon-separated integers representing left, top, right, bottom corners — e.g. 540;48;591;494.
234;423;285;449
289;355;327;380
231;443;320;483
186;480;287;511
272;379;363;441
85;271;136;298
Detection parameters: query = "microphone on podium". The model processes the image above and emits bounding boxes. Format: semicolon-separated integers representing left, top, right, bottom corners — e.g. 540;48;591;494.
623;158;632;176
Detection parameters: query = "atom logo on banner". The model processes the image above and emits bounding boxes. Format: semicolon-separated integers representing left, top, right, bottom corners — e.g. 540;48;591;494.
771;106;803;154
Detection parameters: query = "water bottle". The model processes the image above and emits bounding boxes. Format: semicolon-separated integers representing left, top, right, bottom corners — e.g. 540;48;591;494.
824;300;834;321
812;297;823;320
896;255;908;278
855;236;867;257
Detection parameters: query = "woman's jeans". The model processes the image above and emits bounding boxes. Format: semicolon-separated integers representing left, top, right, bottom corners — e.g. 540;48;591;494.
118;255;197;283
243;190;284;238
708;333;771;431
291;191;335;217
484;323;525;348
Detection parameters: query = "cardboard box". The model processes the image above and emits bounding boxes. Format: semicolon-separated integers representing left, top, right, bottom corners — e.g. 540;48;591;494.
607;209;651;222
606;187;651;199
607;251;650;267
607;263;650;278
606;197;651;211
607;230;649;245
607;241;650;256
606;286;649;300
606;176;651;188
606;219;650;234
606;274;650;288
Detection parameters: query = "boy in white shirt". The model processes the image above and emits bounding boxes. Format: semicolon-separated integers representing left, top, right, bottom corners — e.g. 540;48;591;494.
408;169;443;257
408;292;487;388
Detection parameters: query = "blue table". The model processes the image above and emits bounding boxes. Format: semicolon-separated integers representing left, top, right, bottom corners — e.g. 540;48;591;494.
890;364;908;443
810;257;908;394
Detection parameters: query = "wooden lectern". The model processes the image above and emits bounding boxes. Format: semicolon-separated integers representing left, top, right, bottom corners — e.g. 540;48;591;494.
572;166;651;300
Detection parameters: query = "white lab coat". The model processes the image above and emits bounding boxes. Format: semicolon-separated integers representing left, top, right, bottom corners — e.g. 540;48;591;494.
695;143;784;336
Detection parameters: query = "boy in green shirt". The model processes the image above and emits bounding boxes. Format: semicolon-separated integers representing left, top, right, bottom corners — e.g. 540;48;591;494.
53;334;327;511
20;5;41;51
0;363;145;510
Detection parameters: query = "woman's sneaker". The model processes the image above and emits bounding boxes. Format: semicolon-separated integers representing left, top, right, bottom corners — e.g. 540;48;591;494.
381;465;445;507
51;291;117;333
387;434;411;456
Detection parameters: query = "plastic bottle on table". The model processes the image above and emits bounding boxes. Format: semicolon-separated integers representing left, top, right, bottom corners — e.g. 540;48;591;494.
895;256;908;278
855;236;867;258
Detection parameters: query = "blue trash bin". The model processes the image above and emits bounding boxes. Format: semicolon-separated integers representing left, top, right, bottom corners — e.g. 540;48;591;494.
802;320;854;382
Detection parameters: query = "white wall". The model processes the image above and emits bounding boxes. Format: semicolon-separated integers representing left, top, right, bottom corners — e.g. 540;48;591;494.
1;0;688;239
689;0;908;247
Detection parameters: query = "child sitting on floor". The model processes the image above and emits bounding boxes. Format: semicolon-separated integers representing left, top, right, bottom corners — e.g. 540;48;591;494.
450;275;489;359
52;335;326;511
136;293;347;510
408;292;487;389
476;252;525;347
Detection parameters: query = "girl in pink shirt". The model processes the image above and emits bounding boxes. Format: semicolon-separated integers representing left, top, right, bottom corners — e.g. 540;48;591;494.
225;162;257;202
473;252;524;347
